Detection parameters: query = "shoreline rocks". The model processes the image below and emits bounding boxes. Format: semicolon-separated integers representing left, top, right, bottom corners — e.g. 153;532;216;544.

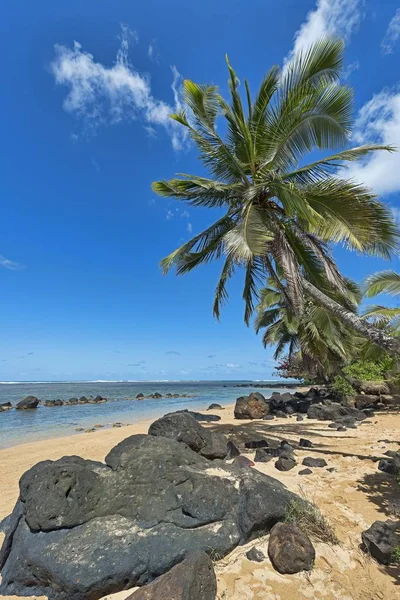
0;430;299;600
15;396;39;410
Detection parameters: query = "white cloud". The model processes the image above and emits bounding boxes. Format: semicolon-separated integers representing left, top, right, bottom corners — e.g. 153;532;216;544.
148;44;154;59
0;255;23;270
381;9;400;55
343;59;360;80
187;222;193;234
50;26;185;150
344;86;400;196
225;363;241;369
165;210;174;220
289;0;364;59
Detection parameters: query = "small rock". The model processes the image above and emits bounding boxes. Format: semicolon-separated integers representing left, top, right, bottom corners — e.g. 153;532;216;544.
362;520;400;565
296;415;304;422
275;455;296;471
207;403;223;410
94;424;104;429
74;427;84;432
302;457;327;468
246;547;265;562
268;522;315;574
298;468;312;475
275;411;288;418
254;448;273;463
16;396;39;410
337;426;347;431
225;440;240;459
299;438;313;448
263;414;275;420
136;393;144;399
245;439;269;449
326;467;336;473
113;423;123;428
378;457;400;476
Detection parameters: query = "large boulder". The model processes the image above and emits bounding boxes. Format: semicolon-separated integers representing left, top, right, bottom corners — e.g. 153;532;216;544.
234;393;269;420
362;520;400;565
267;392;299;415
268;522;315;574
127;552;216;599
307;402;366;422
15;396;39;410
0;434;297;600
148;412;227;459
354;395;380;410
352;380;390;396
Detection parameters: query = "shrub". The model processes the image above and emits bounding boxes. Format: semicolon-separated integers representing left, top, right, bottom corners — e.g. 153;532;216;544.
392;546;400;563
331;375;354;398
284;489;339;545
343;357;394;381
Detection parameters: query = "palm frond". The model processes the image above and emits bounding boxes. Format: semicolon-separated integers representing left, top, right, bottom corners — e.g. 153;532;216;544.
364;270;400;297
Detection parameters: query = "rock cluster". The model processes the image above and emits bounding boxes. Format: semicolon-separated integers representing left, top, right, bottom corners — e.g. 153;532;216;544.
234;388;367;424
0;413;299;600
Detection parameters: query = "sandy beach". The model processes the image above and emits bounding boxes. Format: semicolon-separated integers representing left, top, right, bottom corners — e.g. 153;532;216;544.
1;405;400;600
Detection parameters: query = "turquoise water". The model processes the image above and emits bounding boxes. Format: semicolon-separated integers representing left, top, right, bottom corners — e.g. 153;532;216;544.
0;380;290;448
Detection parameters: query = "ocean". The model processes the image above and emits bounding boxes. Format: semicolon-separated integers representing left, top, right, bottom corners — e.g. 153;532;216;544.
0;380;292;448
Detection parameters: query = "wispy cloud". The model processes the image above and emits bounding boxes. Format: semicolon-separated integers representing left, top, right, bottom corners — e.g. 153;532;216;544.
381;9;400;55
166;350;180;355
344;86;400;196
0;255;23;270
288;0;364;60
187;222;193;234
343;59;360;80
208;354;216;359
225;362;242;369
50;26;185;150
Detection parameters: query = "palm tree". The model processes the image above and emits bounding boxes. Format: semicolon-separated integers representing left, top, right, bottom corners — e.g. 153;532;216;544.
152;39;400;355
255;278;361;378
363;270;400;333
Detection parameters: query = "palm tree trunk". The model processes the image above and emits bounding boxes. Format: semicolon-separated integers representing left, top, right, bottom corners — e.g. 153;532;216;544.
302;280;400;356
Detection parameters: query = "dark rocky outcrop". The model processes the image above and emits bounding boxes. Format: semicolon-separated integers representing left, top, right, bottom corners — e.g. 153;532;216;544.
136;393;145;399
351;380;390;396
127;552;217;600
15;396;39;410
234;393;269;420
148;412;228;460
0;402;12;411
362;520;400;565
207;404;223;410
0;434;298;600
307;403;366;422
268;522;315;574
245;439;269;449
302;457;327;468
44;400;64;407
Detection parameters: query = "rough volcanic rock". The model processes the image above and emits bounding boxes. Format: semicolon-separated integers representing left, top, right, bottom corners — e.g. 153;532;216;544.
299;438;313;448
302;457;327;468
245;439;269;449
136;393;145;399
175;409;221;423
207;404;223;410
352;381;390;396
0;402;12;410
127;552;216;600
298;468;312;475
378;457;400;476
15;396;39;410
148;412;227;459
307;403;366;422
225;441;240;460
275;455;296;472
0;434;297;600
246;547;265;562
354;395;380;410
44;400;64;407
254;448;273;463
234;393;269;420
362;520;400;565
268;392;299;415
268;522;315;574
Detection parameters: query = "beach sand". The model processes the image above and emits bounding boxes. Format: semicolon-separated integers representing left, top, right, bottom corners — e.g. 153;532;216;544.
1;406;399;599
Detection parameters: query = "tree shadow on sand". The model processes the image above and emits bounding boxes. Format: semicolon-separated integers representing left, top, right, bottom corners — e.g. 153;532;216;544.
357;471;400;585
208;419;385;461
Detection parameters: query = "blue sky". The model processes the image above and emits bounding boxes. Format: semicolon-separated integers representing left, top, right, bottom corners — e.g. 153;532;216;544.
1;0;400;381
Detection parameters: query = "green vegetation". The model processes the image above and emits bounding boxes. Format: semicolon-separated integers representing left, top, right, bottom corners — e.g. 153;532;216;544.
284;490;339;545
152;38;400;357
391;546;400;564
331;375;354;398
342;357;394;381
